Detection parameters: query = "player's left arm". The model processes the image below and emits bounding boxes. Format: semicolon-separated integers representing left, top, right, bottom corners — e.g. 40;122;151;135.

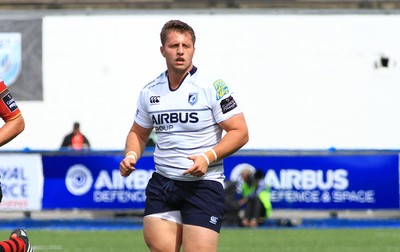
214;112;249;160
0;115;25;147
184;112;248;177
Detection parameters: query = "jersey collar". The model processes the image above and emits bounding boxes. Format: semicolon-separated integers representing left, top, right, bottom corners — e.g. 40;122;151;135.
166;66;197;91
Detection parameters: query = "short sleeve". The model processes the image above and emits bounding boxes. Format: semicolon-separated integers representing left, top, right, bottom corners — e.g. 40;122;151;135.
210;79;242;123
134;89;154;129
0;81;21;122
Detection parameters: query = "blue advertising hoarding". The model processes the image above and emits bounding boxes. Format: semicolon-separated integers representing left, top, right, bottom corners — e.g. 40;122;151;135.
40;152;400;210
41;154;154;209
224;154;400;209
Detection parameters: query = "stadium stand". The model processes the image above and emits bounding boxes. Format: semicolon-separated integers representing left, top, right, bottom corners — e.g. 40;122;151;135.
0;0;399;9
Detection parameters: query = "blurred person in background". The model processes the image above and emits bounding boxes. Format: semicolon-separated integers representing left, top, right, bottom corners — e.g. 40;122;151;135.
60;121;90;150
238;169;272;228
0;78;34;252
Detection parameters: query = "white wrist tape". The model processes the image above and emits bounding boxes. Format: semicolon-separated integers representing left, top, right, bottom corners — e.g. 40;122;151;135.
201;153;210;165
125;151;138;160
210;149;218;162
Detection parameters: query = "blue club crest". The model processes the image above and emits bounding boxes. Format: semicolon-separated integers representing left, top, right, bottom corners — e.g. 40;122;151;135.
188;93;198;105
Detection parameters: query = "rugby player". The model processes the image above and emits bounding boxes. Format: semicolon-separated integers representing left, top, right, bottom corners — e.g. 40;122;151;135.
0;78;34;252
0;79;24;147
119;20;249;252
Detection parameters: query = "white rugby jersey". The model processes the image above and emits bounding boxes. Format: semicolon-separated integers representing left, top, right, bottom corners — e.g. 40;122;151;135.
135;66;242;184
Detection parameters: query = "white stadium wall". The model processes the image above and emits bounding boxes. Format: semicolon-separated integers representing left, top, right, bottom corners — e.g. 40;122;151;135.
5;12;400;150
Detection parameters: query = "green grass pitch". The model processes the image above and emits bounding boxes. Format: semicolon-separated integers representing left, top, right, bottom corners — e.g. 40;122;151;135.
1;228;400;251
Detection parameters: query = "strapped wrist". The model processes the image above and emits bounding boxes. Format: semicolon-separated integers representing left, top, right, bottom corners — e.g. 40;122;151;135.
125;150;138;160
201;153;210;165
203;149;218;164
209;149;218;162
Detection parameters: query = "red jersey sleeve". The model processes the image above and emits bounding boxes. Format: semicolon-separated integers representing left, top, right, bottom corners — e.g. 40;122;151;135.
0;80;21;122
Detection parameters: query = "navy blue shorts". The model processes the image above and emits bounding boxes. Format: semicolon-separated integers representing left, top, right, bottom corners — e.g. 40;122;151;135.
144;172;225;233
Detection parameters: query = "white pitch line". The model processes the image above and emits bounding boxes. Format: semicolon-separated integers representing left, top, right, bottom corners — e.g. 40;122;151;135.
33;246;97;252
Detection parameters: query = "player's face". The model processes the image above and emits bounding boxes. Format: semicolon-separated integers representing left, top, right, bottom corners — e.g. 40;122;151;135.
160;30;195;73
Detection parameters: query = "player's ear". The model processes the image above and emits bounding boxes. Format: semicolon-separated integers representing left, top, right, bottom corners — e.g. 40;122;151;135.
160;46;165;57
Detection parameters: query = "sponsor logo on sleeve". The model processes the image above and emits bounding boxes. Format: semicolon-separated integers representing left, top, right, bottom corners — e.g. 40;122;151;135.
213;79;229;101
220;95;237;114
2;92;18;112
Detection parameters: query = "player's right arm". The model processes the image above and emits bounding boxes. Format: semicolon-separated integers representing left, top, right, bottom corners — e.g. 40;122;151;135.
119;122;153;177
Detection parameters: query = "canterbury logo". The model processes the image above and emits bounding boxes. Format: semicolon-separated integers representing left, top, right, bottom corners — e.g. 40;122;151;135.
150;96;160;104
209;216;218;225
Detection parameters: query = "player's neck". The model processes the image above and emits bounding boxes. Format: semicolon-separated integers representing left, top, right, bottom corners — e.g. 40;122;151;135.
167;67;192;90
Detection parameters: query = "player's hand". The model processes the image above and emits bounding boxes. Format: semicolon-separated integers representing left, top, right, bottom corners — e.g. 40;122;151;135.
183;154;209;177
119;157;136;177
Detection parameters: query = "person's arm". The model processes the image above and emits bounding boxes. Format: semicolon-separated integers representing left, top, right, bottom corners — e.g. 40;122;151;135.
119;122;153;177
213;112;249;161
60;134;72;148
238;196;248;207
83;135;90;149
184;113;249;176
0;115;25;147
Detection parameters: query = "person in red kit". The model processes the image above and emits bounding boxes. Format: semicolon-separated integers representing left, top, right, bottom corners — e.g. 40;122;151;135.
60;121;91;150
0;79;24;146
0;78;34;252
